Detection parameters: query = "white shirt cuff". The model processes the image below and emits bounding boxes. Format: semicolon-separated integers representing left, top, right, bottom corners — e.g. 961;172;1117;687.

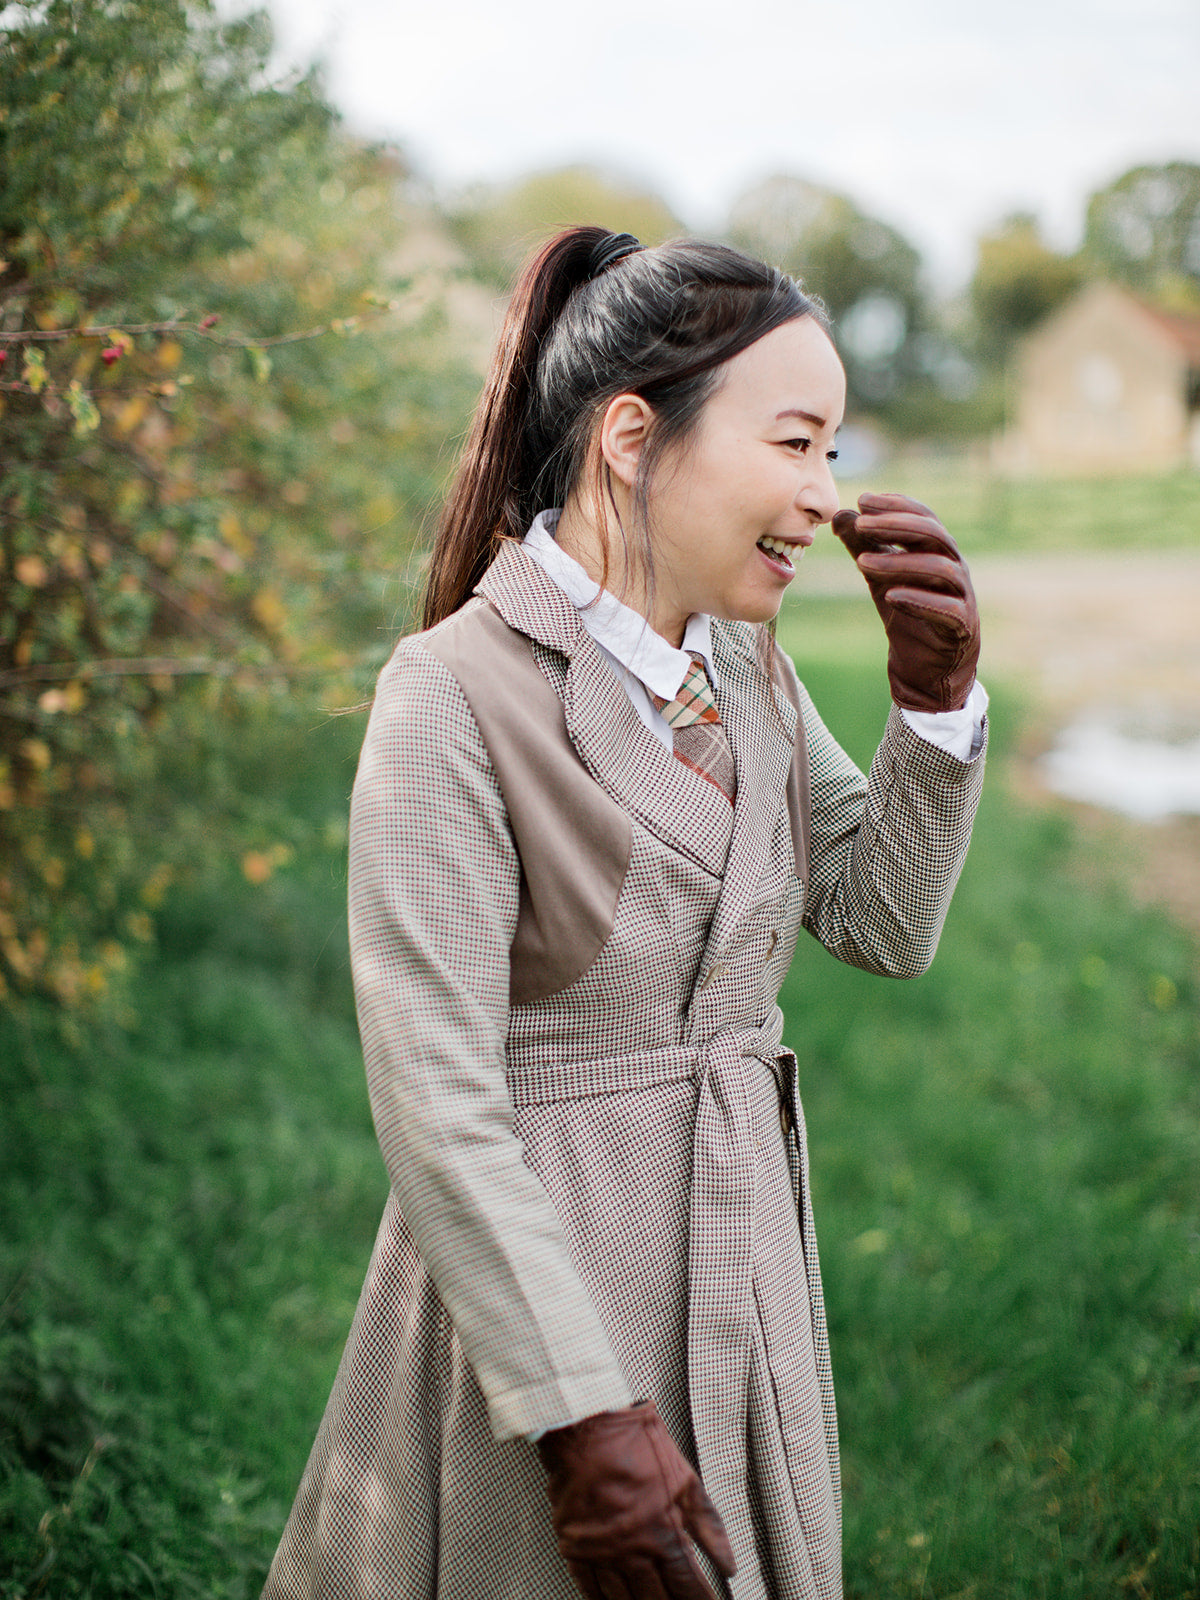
900;680;989;762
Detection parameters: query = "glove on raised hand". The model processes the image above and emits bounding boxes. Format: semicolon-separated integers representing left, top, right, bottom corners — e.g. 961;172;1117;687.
536;1399;736;1600
833;492;981;713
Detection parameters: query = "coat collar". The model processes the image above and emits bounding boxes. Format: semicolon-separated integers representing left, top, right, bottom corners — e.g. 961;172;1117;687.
476;540;797;902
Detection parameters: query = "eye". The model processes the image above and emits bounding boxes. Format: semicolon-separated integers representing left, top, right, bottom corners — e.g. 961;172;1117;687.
826;449;839;464
782;437;812;453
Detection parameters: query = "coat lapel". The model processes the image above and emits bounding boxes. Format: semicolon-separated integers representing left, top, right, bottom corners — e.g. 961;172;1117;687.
477;541;735;877
703;623;799;950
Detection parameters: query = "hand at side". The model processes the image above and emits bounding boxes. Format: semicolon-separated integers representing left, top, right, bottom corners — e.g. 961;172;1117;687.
537;1400;736;1599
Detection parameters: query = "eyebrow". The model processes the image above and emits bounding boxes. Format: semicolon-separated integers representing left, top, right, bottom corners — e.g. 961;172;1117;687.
775;408;835;430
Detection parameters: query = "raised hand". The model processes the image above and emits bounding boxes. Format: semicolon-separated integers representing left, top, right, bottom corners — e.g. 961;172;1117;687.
832;492;980;714
537;1400;736;1600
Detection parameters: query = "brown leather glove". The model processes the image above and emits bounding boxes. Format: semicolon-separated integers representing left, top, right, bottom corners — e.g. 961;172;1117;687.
536;1400;736;1600
832;492;980;713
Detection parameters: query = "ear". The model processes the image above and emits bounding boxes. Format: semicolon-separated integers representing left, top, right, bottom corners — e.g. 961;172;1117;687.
598;393;654;489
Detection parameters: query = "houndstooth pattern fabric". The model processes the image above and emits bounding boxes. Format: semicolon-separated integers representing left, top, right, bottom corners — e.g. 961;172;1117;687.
650;653;737;803
262;540;986;1600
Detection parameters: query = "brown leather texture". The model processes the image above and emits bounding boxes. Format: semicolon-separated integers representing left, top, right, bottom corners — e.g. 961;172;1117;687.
537;1400;737;1600
833;492;980;713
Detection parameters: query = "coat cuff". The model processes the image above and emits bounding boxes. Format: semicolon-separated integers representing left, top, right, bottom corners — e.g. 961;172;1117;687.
489;1366;635;1442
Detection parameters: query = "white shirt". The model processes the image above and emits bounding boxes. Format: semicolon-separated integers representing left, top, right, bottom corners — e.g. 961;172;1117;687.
522;509;986;762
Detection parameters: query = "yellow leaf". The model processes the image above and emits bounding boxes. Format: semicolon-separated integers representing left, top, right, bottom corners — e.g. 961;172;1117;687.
241;850;272;884
15;554;48;587
140;864;174;907
852;1228;889;1256
156;339;183;370
75;829;95;859
22;348;47;392
100;940;128;970
1150;974;1177;1009
115;394;149;436
364;494;397;528
251;588;286;631
66;379;101;435
3;937;34;979
60;544;86;580
19;738;52;771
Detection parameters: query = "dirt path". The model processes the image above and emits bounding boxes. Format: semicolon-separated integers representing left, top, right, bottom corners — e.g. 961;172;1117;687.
972;549;1200;716
972;549;1200;942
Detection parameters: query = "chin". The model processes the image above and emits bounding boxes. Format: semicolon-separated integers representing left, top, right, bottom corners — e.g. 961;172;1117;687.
719;596;786;627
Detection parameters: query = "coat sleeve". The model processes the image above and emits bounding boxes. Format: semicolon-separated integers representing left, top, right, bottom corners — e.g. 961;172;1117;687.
780;651;986;978
348;638;634;1440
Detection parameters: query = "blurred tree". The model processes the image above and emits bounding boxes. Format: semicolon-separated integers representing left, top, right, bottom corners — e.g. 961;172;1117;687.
726;174;927;412
1082;161;1200;307
968;212;1083;360
448;164;683;283
0;0;477;1008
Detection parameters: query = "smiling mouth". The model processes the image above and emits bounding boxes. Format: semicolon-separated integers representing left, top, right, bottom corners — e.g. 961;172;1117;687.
757;536;800;570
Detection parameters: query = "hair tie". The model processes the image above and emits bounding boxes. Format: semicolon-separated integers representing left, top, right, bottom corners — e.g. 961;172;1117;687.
587;231;643;279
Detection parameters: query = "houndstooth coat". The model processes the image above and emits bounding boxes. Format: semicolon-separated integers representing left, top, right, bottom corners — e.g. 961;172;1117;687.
263;540;986;1600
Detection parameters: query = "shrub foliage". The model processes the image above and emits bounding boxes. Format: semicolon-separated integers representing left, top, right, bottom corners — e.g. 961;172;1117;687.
0;0;476;1007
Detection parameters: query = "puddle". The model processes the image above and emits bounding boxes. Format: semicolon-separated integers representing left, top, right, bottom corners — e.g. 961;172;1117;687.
1039;713;1200;822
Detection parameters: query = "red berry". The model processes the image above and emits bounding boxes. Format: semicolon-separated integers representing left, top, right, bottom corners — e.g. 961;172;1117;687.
199;313;220;330
101;346;122;366
0;349;7;366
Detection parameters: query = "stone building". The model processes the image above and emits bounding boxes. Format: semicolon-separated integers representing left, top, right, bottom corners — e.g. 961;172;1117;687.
1004;281;1200;474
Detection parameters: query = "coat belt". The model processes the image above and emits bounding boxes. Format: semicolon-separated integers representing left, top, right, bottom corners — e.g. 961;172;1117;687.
507;1022;802;1592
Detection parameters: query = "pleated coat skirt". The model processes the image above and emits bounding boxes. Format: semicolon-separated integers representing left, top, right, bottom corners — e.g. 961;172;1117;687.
263;542;985;1600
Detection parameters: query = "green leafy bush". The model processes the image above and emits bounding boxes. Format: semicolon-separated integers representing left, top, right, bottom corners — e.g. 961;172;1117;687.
0;0;476;1008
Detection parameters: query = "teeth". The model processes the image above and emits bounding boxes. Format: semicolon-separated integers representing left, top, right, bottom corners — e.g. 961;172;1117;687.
758;536;795;562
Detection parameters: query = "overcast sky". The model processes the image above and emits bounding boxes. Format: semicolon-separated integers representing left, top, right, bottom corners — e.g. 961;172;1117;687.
259;0;1200;289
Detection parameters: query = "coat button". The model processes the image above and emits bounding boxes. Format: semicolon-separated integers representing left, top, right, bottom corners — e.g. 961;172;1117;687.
779;1094;795;1139
698;962;729;992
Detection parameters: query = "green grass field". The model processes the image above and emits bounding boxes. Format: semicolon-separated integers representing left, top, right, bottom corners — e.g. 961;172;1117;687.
3;566;1199;1596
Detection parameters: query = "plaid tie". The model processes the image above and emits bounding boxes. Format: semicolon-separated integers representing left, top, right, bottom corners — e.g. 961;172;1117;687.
649;653;736;804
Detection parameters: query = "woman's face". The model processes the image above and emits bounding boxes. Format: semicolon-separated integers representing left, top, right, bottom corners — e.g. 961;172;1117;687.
642;315;846;642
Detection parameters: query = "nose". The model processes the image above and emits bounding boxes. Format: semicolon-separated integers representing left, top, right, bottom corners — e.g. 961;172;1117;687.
800;453;840;526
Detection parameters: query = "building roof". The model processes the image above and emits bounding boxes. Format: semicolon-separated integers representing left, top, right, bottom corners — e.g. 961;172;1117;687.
1133;299;1200;367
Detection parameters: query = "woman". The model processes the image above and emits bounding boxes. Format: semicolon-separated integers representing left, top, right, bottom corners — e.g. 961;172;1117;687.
263;227;986;1600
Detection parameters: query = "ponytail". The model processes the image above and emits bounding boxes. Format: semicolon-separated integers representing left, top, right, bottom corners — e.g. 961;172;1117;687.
421;227;609;630
420;227;825;630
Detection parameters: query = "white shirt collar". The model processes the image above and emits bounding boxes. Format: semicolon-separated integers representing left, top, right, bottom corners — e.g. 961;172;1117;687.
522;509;715;701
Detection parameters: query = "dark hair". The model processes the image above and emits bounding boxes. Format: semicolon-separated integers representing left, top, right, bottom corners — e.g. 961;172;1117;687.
421;226;829;629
